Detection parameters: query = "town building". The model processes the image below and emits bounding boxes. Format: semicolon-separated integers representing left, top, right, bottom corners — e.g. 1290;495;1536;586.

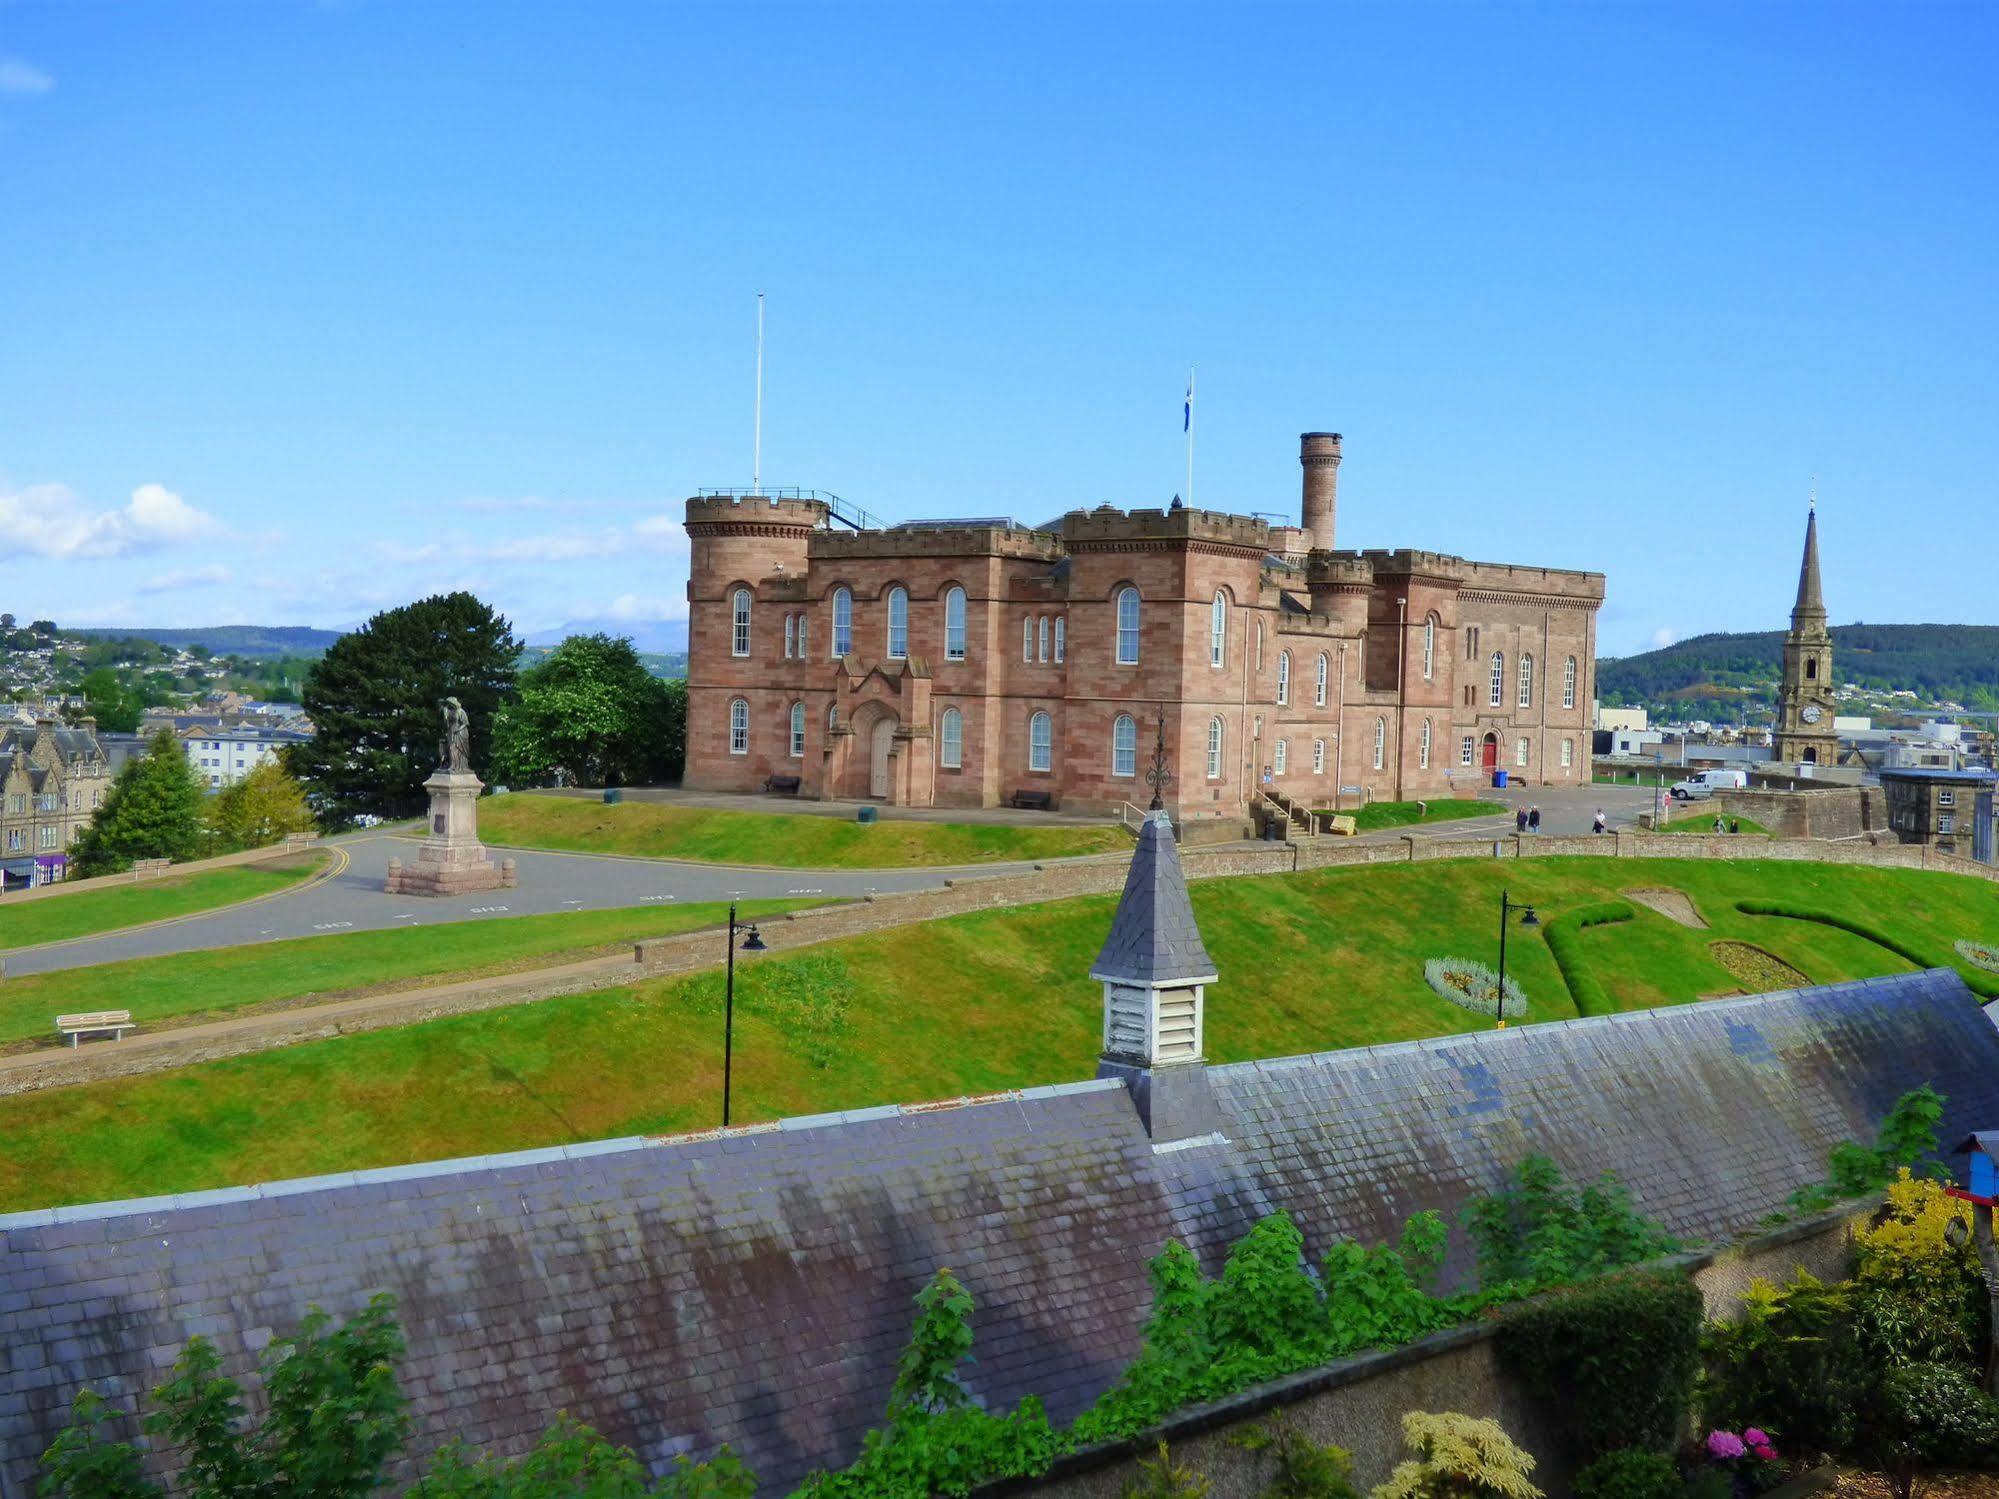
1773;504;1839;767
176;722;312;790
0;718;110;889
1880;766;1999;859
682;433;1605;824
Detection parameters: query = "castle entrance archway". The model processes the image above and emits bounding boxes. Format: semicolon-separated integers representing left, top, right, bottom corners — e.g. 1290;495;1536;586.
870;717;895;798
1481;733;1498;771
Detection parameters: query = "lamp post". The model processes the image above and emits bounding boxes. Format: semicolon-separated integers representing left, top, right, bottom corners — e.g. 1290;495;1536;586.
722;902;767;1127
1494;889;1539;1029
1145;708;1173;813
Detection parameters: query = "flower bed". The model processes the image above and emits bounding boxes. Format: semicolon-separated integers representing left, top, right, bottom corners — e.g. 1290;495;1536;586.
1424;956;1528;1019
1954;938;1999;975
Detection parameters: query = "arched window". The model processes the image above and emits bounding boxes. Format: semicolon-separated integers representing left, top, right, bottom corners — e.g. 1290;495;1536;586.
729;698;749;754
1254;618;1263;671
1276;651;1291;705
1313;738;1325;773
1274;739;1288;774
1806;658;1818;681
1316;653;1328;707
1207;716;1225;778
1038;616;1049;662
1210;591;1227;667
1489;651;1504;707
1518;653;1534;708
1372;717;1386;770
944;587;966;660
1419;718;1432;770
939;707;963;769
1029;711;1053;771
731;588;752;657
886;587;909;659
783;614;795;659
1112;714;1137;777
1022;616;1033;662
1053;617;1065;663
831;587;852;657
1423;615;1437;679
788;702;805;758
1563;656;1577;710
1116;587;1140;664
796;616;807;658
827;702;839;732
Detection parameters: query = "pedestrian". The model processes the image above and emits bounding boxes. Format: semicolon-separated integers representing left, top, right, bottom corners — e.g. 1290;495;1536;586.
1713;814;1725;834
1730;818;1741;835
1528;805;1541;833
1593;808;1607;835
1515;807;1529;834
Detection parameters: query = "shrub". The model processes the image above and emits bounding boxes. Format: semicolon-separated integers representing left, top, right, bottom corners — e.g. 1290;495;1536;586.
1370;1412;1542;1499
1735;901;1999;999
1497;1271;1702;1460
1233;1419;1361;1499
1701;1270;1871;1453
1464;1156;1677;1292
418;1417;754;1496
1124;1442;1211;1499
1540;902;1635;1018
1423;958;1528;1020
1865;1361;1999;1499
1851;1170;1984;1370
1956;938;1999;976
1787;1085;1949;1215
1321;1212;1456;1356
1570;1449;1681;1499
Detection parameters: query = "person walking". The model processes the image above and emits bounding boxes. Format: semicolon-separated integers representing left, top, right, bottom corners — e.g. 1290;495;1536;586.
1528;805;1541;833
1730;818;1741;834
1515;806;1529;834
1713;814;1726;834
1593;808;1608;835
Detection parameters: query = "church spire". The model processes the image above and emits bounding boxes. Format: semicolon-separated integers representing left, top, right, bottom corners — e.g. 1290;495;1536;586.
1792;501;1825;623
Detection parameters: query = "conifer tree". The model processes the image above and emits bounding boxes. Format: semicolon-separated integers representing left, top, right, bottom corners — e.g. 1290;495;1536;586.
71;731;209;876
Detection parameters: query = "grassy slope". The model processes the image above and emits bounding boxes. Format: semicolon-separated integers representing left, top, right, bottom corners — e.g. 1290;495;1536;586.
4;857;1996;1210
1661;816;1771;835
0;900;808;1049
1339;799;1508;833
0;855;324;952
476;794;1128;867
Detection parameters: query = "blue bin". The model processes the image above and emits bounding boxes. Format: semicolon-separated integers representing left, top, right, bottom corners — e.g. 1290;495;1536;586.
856;805;878;824
1493;769;1509;789
603;787;622;805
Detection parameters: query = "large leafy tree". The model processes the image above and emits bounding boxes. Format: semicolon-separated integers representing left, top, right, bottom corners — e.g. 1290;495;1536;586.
70;730;209;876
490;633;675;788
207;762;318;850
74;667;144;733
288;593;518;826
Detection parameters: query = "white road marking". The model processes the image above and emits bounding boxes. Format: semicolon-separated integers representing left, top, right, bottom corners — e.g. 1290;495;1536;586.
469;905;510;914
311;921;354;931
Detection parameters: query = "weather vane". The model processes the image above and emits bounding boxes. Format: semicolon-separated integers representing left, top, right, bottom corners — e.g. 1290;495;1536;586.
1145;709;1173;811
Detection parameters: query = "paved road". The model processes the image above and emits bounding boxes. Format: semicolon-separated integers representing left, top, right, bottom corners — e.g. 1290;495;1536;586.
3;834;1020;979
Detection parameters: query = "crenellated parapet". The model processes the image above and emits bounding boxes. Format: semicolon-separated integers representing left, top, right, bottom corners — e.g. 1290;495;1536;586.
683;494;831;533
1058;504;1271;554
811;524;1064;563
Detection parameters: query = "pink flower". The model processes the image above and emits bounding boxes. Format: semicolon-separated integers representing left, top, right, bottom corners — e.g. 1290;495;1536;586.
1743;1429;1770;1447
1707;1431;1747;1461
1753;1446;1778;1462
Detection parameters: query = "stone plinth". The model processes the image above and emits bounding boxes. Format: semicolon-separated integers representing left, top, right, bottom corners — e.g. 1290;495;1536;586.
383;771;516;897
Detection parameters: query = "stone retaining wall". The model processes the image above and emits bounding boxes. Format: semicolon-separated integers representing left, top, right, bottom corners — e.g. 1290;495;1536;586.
0;836;323;905
988;1203;1872;1499
1651;787;1879;841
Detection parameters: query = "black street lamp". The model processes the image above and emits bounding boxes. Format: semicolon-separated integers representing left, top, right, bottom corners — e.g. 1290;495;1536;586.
722;902;767;1127
1494;889;1539;1029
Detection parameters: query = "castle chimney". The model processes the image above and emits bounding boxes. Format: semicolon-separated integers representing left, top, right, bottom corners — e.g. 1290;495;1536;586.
1299;432;1342;552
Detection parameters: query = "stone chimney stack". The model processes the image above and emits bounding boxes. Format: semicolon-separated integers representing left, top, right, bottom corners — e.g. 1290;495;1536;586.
1299;432;1342;552
1090;811;1229;1144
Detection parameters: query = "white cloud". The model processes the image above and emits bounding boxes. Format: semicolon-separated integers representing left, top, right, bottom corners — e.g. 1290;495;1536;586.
1650;627;1678;649
605;593;687;622
0;58;53;97
373;517;688;567
140;564;232;595
0;480;223;560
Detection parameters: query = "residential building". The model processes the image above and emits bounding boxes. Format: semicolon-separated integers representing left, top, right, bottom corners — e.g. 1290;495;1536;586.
0;718;110;889
1879;767;1999;858
682;431;1605;821
177;723;312;789
1594;705;1648;733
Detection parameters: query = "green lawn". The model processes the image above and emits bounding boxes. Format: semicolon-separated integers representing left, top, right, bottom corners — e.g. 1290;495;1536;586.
5;856;1997;1211
0;900;809;1050
476;794;1129;867
0;854;325;952
1326;799;1508;833
1660;815;1771;836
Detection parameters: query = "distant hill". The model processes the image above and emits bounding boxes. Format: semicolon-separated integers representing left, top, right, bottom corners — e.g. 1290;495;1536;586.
524;617;688;653
72;625;343;658
1598;623;1999;719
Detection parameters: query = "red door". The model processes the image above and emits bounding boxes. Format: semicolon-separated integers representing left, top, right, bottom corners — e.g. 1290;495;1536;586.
1481;734;1498;770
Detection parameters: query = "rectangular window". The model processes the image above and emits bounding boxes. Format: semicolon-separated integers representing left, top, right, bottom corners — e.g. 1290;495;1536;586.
1274;739;1287;774
1940;815;1956;834
1313;739;1325;773
784;615;795;659
1515;737;1529;767
1940;789;1956;806
1560;739;1573;769
1023;617;1033;663
1461;736;1474;767
1053;617;1064;663
797;618;807;657
1038;617;1049;662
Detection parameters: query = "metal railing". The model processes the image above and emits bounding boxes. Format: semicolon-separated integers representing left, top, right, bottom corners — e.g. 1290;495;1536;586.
1117;801;1149;833
694;488;885;532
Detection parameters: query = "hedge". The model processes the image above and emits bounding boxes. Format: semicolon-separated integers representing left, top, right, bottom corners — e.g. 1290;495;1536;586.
1736;900;1999;1000
1541;901;1636;1017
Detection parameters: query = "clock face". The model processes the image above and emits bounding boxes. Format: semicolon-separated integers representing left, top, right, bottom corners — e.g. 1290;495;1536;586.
1801;705;1823;724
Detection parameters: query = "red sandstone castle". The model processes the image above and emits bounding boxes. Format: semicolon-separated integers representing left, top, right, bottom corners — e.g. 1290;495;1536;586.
683;433;1604;828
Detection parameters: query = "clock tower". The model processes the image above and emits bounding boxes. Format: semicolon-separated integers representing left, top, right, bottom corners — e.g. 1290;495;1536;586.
1773;503;1838;766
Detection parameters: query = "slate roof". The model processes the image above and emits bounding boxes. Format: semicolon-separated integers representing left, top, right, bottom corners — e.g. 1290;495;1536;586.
3;970;1995;1495
1089;811;1218;986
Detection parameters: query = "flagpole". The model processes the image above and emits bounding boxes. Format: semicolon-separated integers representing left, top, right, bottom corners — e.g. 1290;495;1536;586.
753;293;765;496
1185;367;1195;509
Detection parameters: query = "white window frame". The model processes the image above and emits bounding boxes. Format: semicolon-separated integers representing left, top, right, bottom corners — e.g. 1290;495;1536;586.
944;587;967;661
1518;653;1534;709
729;698;749;755
1207;717;1224;779
789;702;805;758
1515;736;1529;768
1053;616;1064;662
1312;738;1325;773
1489;651;1504;707
1372;718;1385;771
1419;719;1431;770
1461;735;1475;767
1038;616;1049;662
1022;616;1033;662
1563;656;1577;711
831;587;852;657
1274;738;1288;775
731;588;752;657
1422;616;1436;679
886;587;909;659
1315;653;1328;706
940;707;963;769
1029;711;1053;772
1276;651;1290;705
1116;587;1140;665
1112;714;1137;777
1210;592;1227;668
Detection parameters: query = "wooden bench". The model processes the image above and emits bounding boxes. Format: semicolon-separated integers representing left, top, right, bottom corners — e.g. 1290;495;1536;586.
763;774;803;795
56;1010;135;1047
1009;789;1055;811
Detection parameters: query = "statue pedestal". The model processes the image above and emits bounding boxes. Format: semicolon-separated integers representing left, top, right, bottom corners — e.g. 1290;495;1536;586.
383;771;516;897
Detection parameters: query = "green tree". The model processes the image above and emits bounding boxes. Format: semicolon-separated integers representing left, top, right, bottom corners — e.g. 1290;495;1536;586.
208;762;317;850
75;667;143;734
490;634;673;788
659;676;687;782
288;593;519;826
70;731;209;876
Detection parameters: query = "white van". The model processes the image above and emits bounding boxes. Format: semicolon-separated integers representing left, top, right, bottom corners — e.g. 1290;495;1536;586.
1669;769;1750;800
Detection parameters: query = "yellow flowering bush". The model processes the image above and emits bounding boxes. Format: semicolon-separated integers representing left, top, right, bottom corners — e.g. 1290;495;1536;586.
1371;1412;1542;1499
1851;1170;1983;1369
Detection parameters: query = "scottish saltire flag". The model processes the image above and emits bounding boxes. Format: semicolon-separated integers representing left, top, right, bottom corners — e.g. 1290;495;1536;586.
1183;374;1193;432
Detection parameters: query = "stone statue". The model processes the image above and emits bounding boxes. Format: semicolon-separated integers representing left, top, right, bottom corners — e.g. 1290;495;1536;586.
439;696;471;774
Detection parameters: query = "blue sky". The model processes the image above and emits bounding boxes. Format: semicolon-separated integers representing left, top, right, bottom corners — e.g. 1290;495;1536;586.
0;2;1992;656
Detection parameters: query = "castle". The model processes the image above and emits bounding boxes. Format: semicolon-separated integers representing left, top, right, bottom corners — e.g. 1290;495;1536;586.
682;433;1605;824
